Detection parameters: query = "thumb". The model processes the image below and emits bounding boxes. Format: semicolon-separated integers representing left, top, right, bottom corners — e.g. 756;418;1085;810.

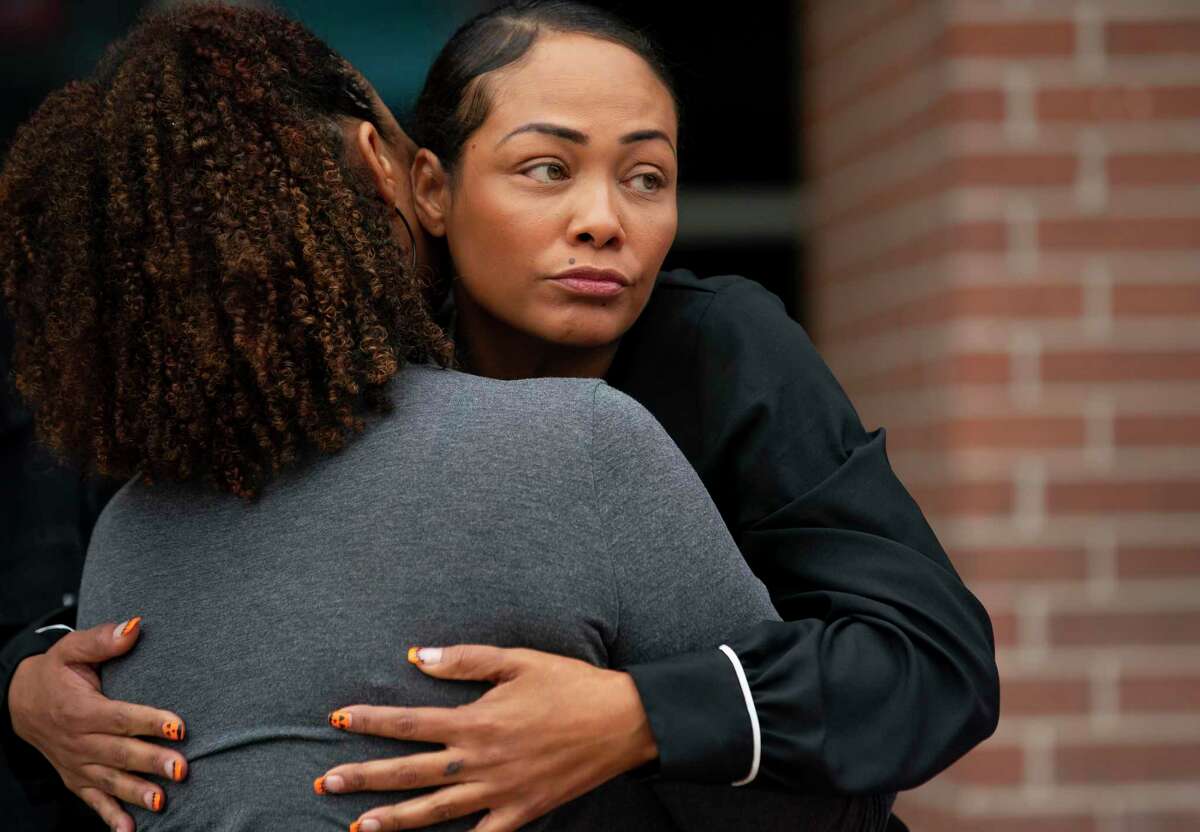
53;616;143;664
406;644;522;683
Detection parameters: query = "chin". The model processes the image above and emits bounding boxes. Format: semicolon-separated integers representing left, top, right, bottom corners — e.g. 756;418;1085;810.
541;311;631;350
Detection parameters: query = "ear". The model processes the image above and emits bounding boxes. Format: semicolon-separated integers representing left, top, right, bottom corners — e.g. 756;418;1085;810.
411;148;451;238
354;120;401;206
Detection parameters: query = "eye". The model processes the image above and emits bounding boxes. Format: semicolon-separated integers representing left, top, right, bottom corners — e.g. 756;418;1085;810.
524;162;569;184
628;172;665;194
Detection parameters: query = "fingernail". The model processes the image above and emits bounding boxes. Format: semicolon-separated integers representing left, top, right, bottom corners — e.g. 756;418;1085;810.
351;820;381;832
408;646;442;665
145;790;162;811
329;709;352;730
325;774;344;793
313;775;327;795
114;616;142;639
165;758;184;781
162;720;185;741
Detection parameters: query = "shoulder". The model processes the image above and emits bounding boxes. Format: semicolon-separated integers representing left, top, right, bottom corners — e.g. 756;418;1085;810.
389;365;603;422
640;269;803;349
375;366;612;461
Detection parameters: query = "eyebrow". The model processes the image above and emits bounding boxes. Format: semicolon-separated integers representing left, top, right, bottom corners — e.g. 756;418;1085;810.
497;122;676;156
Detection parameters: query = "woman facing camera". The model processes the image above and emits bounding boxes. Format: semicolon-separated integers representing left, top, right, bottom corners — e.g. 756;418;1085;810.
312;3;995;830
0;4;887;831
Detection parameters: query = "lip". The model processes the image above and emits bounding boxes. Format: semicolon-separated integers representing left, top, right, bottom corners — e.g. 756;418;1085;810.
548;267;632;298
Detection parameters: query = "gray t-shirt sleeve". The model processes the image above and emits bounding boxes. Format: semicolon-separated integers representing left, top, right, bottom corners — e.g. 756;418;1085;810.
589;383;779;669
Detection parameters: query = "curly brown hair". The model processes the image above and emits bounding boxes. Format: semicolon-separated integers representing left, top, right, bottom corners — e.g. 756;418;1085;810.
0;3;452;498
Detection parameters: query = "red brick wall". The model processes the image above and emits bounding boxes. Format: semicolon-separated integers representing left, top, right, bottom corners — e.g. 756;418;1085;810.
804;2;1200;829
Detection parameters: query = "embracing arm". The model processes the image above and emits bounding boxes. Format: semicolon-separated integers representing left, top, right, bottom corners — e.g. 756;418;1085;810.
1;605;76;775
620;277;1000;793
3;610;189;832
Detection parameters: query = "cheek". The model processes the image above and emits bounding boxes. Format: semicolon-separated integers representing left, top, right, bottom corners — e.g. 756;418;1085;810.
630;204;677;270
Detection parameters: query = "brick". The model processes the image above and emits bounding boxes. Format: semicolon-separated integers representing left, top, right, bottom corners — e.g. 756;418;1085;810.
945;21;1076;57
990;609;1018;647
1050;609;1200;647
1108;153;1200;186
953;546;1089;582
1002;676;1091;716
825;284;1083;342
818;89;1005;173
1038;86;1200;122
1120;672;1200;713
1117;546;1199;579
940;743;1024;785
1115;415;1200;446
852;352;1011;392
1106;21;1200;55
818;162;952;229
1115;811;1200;831
889;415;1085;450
1040;218;1200;251
1057;741;1200;783
808;0;919;66
821;154;1078;230
955;152;1078;186
815;36;942;119
1041;350;1200;383
1048;480;1200;514
822;221;1007;285
908;480;1013;516
1114;285;1200;317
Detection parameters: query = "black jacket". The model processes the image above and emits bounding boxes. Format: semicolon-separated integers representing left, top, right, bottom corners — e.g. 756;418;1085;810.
610;270;999;794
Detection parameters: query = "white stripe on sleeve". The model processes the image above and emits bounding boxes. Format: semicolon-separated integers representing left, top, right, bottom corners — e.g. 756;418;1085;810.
718;644;761;787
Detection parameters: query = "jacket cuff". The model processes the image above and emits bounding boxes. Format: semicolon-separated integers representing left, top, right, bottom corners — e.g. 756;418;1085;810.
624;647;755;784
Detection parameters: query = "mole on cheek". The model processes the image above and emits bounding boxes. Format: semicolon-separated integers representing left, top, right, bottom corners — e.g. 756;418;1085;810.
569;258;576;265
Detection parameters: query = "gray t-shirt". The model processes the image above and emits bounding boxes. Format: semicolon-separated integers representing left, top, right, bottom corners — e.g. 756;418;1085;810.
78;366;883;830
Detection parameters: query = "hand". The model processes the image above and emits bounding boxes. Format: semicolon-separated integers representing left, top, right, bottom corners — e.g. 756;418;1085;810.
8;617;189;832
318;645;658;832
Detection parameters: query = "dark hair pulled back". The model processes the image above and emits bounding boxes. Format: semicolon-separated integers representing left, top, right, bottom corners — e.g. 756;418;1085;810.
413;0;679;176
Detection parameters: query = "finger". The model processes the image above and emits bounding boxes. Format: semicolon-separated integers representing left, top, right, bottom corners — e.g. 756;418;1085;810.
352;783;488;831
81;762;169;815
77;785;135;832
86;698;187;742
317;749;469;795
327;705;461;743
84;734;188;783
473;807;530;832
53;617;144;665
405;644;524;683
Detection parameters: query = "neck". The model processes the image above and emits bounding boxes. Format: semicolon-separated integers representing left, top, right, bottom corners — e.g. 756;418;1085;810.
452;285;618;380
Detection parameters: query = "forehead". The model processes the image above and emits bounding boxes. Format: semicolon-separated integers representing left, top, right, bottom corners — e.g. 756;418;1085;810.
480;32;677;139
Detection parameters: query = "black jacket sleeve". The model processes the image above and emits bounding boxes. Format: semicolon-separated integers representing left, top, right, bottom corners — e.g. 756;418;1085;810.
1;605;77;780
619;274;999;794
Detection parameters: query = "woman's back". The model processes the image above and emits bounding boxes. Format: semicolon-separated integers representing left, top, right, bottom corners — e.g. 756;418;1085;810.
80;367;887;830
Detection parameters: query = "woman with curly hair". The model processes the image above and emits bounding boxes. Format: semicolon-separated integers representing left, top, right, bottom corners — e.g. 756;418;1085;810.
0;3;888;831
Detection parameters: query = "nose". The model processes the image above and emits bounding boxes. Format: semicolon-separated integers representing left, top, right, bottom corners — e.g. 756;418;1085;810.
568;178;624;250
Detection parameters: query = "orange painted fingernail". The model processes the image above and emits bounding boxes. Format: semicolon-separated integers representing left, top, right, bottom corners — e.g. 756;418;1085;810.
349;822;361;832
329;709;351;730
314;775;327;795
115;616;142;639
407;646;421;665
171;759;184;781
146;790;162;812
162;720;185;741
